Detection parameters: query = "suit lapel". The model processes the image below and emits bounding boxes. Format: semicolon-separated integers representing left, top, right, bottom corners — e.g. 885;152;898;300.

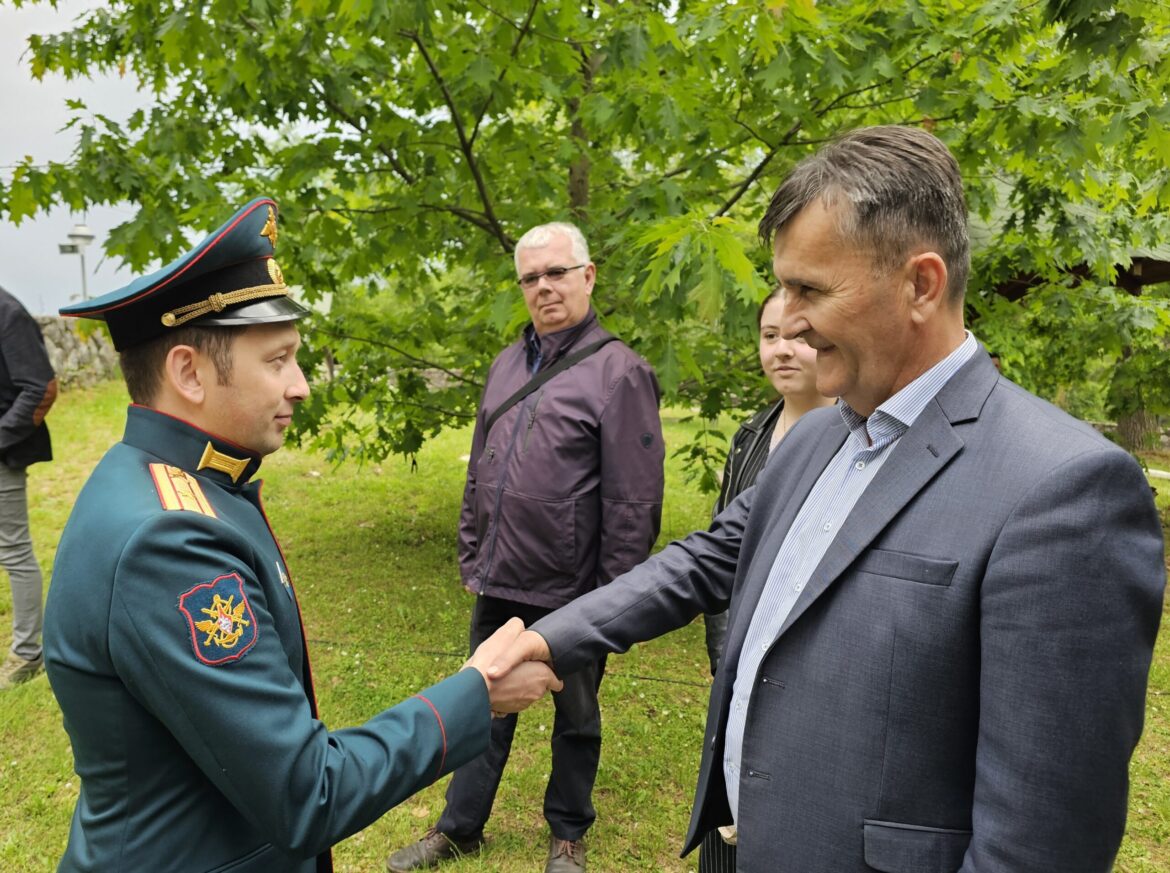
776;401;964;636
721;415;848;674
773;349;999;637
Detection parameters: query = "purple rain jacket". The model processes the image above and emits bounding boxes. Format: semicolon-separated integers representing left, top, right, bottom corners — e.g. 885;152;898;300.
458;308;664;609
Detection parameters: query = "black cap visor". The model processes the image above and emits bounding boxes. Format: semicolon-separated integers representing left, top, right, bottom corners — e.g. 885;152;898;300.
197;295;310;327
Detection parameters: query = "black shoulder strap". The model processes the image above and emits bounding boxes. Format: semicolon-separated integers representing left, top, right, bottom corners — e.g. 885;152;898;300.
484;337;618;435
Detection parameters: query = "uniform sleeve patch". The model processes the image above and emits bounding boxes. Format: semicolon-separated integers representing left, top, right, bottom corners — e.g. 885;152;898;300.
150;463;217;517
178;572;259;666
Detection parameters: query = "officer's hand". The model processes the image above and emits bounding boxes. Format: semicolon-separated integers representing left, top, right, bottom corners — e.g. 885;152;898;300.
486;629;553;681
485;661;563;715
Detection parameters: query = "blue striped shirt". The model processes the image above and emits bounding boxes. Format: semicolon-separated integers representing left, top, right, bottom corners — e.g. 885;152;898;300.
723;332;978;821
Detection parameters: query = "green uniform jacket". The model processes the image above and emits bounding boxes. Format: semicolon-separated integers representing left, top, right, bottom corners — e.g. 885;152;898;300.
45;405;489;872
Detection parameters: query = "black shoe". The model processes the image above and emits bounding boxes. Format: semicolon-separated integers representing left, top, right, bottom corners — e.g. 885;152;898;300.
545;836;586;873
386;827;485;871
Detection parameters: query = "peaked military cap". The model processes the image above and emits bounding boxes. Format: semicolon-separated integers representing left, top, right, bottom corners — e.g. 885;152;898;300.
60;197;308;351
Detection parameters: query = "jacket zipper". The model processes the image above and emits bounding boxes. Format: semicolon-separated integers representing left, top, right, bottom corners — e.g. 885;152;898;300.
477;391;536;594
520;388;543;454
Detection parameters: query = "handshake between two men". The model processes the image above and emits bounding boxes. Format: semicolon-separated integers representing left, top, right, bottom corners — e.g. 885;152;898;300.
464;617;560;716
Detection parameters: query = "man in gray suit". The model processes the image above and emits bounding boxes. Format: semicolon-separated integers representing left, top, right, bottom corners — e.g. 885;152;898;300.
490;125;1166;872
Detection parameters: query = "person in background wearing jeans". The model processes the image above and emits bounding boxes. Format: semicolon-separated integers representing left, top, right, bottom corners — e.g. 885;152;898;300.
0;284;57;690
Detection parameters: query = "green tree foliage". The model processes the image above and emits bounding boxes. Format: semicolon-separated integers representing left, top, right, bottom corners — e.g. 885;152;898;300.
3;0;1168;467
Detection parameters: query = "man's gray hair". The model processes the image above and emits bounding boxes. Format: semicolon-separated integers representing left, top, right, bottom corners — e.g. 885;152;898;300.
758;125;970;303
514;222;591;273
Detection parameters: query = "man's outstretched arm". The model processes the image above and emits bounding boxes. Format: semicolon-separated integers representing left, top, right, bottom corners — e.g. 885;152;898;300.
488;487;753;681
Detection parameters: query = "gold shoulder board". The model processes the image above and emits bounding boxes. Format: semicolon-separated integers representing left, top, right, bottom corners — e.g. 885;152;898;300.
149;464;218;518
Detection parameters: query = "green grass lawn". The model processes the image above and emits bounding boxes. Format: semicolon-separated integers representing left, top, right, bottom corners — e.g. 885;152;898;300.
3;380;1168;872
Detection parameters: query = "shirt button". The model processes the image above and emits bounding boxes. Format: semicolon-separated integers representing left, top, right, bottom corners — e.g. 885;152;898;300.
855;460;865;470
822;522;832;532
760;643;768;652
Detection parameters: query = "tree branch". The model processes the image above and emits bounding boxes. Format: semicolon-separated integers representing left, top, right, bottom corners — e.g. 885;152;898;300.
383;400;477;421
236;13;416;186
418;203;499;236
706;14;1031;221
309;202;499;238
656;137;749;183
713;112;812;217
732;116;773;149
468;0;580;45
313;89;418;185
310;327;483;388
469;0;541;147
401;29;515;253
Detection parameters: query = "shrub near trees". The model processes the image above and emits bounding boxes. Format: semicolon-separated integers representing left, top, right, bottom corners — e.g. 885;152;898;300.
3;0;1168;471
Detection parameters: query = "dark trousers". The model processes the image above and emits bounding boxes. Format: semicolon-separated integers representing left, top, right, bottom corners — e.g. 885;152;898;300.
699;610;736;870
437;595;606;842
703;609;730;676
698;829;737;872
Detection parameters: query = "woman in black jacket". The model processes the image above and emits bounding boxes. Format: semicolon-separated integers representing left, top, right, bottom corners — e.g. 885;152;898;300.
699;286;834;872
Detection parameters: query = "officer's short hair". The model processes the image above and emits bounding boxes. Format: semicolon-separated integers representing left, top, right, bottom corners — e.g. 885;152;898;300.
120;326;237;405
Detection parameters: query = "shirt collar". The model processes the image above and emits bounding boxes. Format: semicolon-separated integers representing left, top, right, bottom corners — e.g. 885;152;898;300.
839;331;977;447
523;307;598;372
123;404;263;488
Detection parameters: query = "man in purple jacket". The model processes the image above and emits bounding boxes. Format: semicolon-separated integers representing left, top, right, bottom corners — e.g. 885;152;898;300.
388;222;665;873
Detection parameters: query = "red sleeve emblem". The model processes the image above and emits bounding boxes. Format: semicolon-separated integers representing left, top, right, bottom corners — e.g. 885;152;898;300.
177;573;259;665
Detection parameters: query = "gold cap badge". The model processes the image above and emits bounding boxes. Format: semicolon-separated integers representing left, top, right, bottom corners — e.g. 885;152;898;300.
260;206;278;248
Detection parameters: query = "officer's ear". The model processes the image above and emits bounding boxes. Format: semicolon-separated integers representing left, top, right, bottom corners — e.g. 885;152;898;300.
163;344;207;405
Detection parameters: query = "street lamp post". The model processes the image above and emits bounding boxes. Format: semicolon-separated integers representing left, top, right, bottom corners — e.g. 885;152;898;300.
58;223;96;301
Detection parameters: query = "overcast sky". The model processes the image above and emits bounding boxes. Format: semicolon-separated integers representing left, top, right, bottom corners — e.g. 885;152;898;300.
0;1;146;315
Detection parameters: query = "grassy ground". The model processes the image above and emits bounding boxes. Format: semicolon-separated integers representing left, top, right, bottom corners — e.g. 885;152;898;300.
1;380;1167;871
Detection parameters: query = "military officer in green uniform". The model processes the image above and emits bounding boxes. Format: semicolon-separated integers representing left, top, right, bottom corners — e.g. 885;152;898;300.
44;197;561;873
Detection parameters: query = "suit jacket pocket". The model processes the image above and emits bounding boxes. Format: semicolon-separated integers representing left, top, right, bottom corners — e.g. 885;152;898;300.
854;548;958;587
863;819;971;873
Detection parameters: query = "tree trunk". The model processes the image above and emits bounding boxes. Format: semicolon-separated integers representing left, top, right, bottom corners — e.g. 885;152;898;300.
1116;409;1160;451
567;50;602;222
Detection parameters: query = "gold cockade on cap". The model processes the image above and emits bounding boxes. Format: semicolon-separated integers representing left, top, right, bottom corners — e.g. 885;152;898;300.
260;206;278;248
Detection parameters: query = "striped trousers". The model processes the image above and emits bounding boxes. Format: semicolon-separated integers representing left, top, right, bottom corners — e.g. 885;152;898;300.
698;829;736;873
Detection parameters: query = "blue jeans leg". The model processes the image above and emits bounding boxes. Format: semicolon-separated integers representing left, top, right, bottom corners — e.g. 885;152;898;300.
0;464;42;661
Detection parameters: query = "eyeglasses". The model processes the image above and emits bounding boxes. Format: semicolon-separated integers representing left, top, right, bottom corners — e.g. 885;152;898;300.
517;264;586;289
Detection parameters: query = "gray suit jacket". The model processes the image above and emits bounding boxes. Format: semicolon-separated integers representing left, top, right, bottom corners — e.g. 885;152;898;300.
533;350;1165;872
